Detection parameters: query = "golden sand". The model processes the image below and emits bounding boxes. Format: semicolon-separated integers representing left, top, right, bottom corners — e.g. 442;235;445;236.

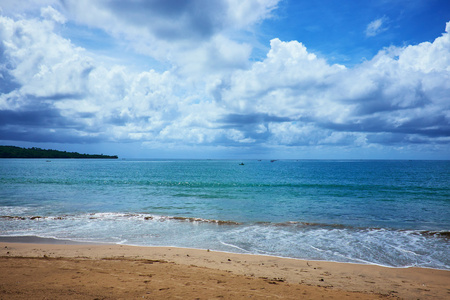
1;242;449;299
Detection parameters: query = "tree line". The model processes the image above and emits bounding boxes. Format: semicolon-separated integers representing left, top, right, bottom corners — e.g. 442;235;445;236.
0;146;118;159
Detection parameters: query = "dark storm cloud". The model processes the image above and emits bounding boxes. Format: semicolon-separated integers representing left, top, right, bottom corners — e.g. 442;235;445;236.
33;93;85;101
0;128;104;144
395;115;450;137
317;113;450;137
219;109;449;147
348;87;430;116
0;107;105;144
311;110;450;147
0;102;103;143
101;0;227;40
0;108;67;127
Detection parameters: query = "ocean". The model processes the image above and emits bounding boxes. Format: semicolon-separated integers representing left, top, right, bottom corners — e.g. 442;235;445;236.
1;159;449;270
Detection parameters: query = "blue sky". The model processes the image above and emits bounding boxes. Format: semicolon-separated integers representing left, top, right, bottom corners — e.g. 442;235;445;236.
1;0;449;159
265;0;450;65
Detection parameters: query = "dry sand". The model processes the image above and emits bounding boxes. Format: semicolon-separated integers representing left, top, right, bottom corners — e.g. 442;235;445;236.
0;239;449;299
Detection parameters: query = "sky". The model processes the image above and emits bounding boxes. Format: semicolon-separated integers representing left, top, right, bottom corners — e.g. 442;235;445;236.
0;0;449;159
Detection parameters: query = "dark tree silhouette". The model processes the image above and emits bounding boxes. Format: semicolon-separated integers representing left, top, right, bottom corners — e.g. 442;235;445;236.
0;146;118;159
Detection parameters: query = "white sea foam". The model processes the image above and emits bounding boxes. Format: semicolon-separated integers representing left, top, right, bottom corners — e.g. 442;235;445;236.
0;206;33;216
2;215;449;269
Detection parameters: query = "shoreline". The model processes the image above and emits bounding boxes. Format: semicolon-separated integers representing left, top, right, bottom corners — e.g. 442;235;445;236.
1;237;449;299
1;235;447;271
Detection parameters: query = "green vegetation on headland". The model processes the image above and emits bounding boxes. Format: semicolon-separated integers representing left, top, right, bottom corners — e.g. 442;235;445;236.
0;146;118;159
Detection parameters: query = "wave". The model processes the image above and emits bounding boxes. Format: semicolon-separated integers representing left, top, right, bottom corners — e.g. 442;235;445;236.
144;215;241;225
258;221;450;239
0;213;241;226
416;230;450;239
2;214;449;239
2;213;449;270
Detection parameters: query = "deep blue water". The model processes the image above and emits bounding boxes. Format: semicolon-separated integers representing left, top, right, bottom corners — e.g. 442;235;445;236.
1;159;449;269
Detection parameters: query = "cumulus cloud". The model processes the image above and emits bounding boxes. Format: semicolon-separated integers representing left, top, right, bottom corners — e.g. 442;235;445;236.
0;13;157;143
58;0;279;75
216;23;450;148
0;10;227;145
0;3;449;157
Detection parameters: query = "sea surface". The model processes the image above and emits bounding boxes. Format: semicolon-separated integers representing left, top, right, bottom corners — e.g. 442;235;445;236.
1;159;449;269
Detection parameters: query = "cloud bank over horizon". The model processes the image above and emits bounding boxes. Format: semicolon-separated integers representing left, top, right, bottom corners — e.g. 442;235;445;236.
1;0;449;159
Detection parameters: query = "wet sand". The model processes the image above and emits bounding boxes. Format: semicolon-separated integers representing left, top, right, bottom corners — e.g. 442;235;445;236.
0;238;449;299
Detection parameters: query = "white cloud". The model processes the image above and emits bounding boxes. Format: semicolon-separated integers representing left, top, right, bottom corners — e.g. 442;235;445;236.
0;4;449;157
217;22;450;149
0;11;232;145
40;5;66;23
58;0;279;75
61;0;279;39
365;17;388;37
0;14;91;99
170;35;253;77
219;38;345;117
226;0;279;28
397;23;450;73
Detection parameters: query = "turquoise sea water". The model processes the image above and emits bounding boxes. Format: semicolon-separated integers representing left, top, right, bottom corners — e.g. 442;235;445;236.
1;159;449;269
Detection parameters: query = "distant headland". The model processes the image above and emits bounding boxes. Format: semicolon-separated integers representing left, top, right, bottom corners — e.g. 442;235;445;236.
0;146;118;159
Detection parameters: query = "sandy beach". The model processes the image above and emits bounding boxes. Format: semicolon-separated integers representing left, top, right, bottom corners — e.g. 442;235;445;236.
0;238;448;299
